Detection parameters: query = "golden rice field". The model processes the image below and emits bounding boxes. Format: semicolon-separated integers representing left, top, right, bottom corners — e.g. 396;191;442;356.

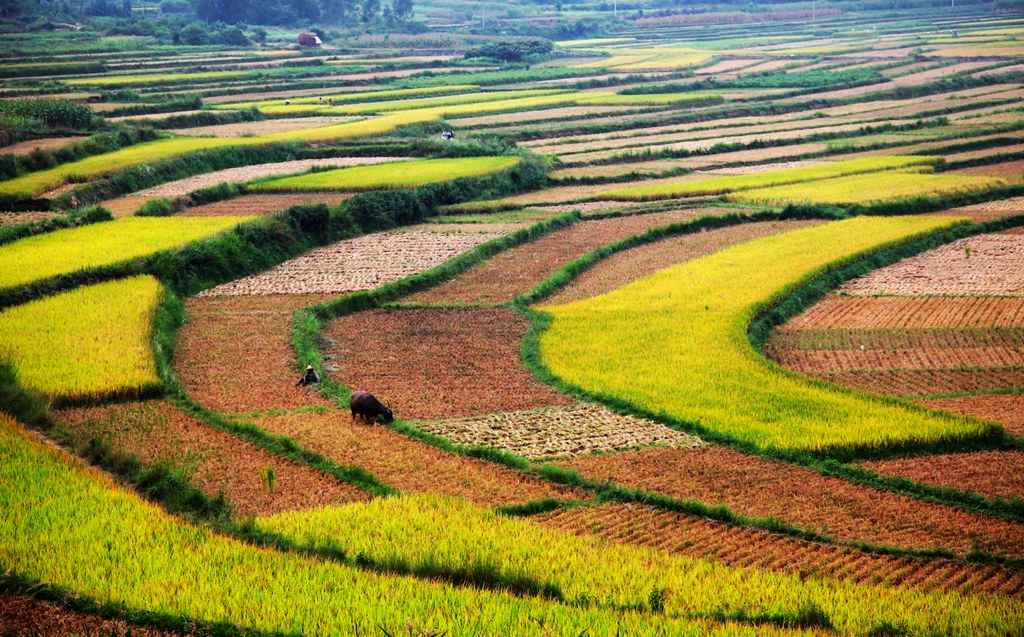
316;89;567;114
217;84;480;112
600;156;942;201
0;216;252;291
0;415;815;637
729;171;1008;206
255;494;1023;636
65;70;248;86
0;276;161;401
249;156;521;192
537;216;995;452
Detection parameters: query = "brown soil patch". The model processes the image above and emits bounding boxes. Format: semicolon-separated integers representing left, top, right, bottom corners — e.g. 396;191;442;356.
859;450;1024;501
454;105;641;128
100;195;150;218
558;446;1024;555
138;157;410;197
421;404;702;460
704;160;831;175
0;591;182;637
171;116;359;138
323;307;573;420
179;193;352;217
399;222;520;233
256;411;580;507
954;161;1024;182
839;235;1024;296
0;211;60;227
932;196;1024;223
200;232;499;296
548;161;694;180
784;296;1024;330
566;141;833;166
408;210;737;305
547;219;826;304
917;393;1024;437
0;136;85;155
817;368;1024;398
56;400;366;517
177;294;335;414
537;503;1024;599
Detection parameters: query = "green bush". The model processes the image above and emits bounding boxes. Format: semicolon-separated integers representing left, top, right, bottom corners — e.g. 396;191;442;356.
136;198;174;217
0;99;93;130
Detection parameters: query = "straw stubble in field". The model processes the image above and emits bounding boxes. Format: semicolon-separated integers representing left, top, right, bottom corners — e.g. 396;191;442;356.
56;400;367;517
917;393;1024;436
858;450;1024;502
0;592;179;637
200;232;500;296
558;446;1024;555
420;404;703;460
178;193;354;217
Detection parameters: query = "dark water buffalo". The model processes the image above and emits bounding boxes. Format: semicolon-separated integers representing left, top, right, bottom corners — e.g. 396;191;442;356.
349;390;394;424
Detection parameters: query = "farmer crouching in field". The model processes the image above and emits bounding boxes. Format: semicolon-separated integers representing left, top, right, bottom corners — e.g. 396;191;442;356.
296;365;320;387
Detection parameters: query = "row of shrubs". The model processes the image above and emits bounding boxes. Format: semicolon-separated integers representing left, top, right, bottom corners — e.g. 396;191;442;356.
0;128;161;182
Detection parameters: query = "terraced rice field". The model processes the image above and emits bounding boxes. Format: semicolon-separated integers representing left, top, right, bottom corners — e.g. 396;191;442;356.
0;135;86;155
779;296;1024;330
170;116;359;137
859;450;1024;502
918;393;1024;436
0;210;59;226
256;411;581;507
176;294;335;414
200;231;500;296
558;446;1024;555
408;209;737;305
136;157;410;197
537;503;1024;598
420;404;703;459
323;307;574;420
935;196;1024;223
839;235;1024;296
178;193;353;217
55;400;367;516
546;219;826;304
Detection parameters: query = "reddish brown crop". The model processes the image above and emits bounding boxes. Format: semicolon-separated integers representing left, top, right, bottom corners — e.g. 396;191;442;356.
558;446;1024;555
859;450;1024;502
917;393;1024;437
0;591;180;637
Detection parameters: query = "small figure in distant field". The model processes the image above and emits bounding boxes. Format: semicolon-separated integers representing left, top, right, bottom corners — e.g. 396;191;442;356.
350;390;394;425
319;96;323;104
328;97;334;106
285;99;291;105
440;130;455;141
297;364;320;387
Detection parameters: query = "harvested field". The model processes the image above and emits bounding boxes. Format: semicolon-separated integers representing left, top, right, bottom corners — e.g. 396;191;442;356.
933;196;1024;223
99;195;149;217
256;411;580;507
548;160;695;180
200;231;499;296
0;591;181;637
408;210;736;305
56;400;366;517
177;294;335;414
179;193;352;217
839;235;1024;296
945;143;1024;163
704;160;831;175
323;307;573;420
0;211;59;226
566;141;833;166
918;393;1024;436
817;368;1024;398
547;219;826;304
420;404;702;460
0;136;86;155
453;105;642;128
448;180;707;208
171;116;359;138
529;201;630;215
537;503;1024;599
137;157;410;197
398;222;520;233
859;450;1024;501
782;296;1024;330
558;446;1024;555
954;161;1024;182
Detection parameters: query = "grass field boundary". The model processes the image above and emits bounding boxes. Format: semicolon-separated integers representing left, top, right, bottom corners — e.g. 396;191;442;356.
0;205;112;248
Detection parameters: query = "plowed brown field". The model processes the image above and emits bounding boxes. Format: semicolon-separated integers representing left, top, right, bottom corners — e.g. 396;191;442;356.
0;592;181;637
839;234;1024;296
171;116;359;138
781;296;1024;330
1;136;86;155
859;450;1024;501
917;393;1024;436
536;503;1024;599
408;210;738;305
769;342;1024;373
546;219;826;304
56;400;366;517
558;446;1024;555
928;195;1024;223
0;211;59;227
421;404;702;460
256;411;581;507
179;193;353;217
177;294;335;414
816;368;1024;398
322;308;573;420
